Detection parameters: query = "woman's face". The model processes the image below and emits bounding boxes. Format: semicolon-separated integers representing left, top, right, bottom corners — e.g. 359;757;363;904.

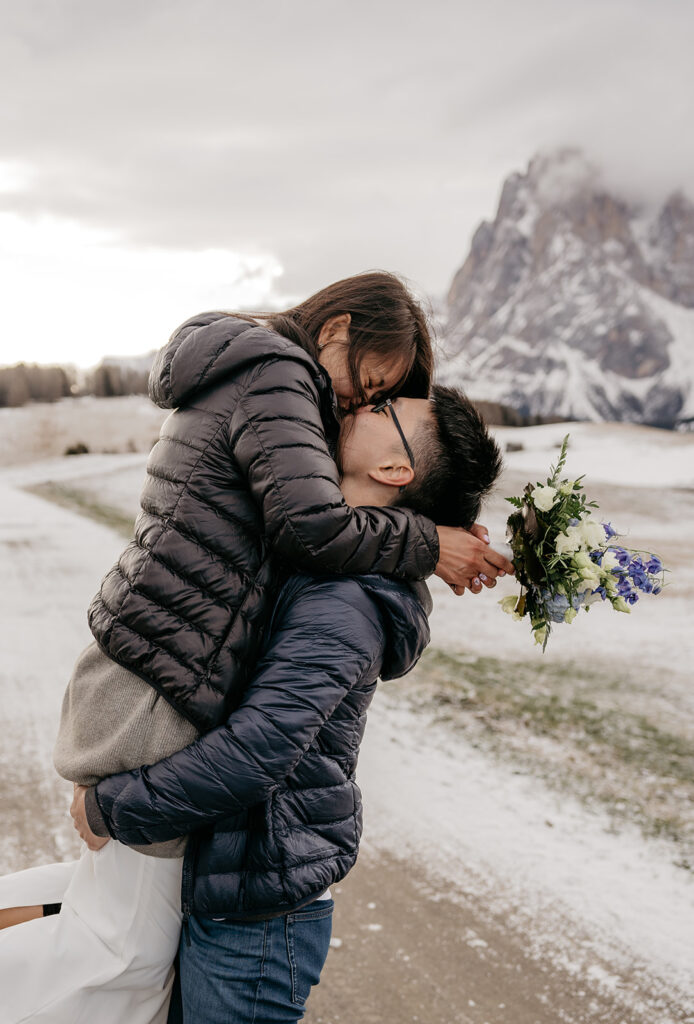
317;316;408;409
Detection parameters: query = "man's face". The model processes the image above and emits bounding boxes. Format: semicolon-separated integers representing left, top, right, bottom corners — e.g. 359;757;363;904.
338;398;431;482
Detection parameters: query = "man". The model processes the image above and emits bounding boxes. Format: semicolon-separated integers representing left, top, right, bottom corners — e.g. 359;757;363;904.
70;385;502;1022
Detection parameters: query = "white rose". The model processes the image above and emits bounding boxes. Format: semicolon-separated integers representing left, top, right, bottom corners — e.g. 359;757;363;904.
555;526;582;555
531;485;559;512
578;518;606;550
559;480;575;495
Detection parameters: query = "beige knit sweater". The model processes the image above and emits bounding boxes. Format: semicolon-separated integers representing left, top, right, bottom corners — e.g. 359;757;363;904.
53;641;198;858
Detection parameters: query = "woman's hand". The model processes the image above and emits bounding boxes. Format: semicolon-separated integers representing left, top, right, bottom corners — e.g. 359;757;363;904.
435;524;515;596
70;784;110;852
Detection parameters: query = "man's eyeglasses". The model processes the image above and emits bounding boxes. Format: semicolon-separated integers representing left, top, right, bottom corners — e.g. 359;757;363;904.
371;398;415;471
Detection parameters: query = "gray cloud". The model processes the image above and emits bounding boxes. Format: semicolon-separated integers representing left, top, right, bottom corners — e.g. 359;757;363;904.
1;0;693;298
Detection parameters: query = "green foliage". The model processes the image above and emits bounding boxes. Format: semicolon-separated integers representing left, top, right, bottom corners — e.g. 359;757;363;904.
547;433;570;486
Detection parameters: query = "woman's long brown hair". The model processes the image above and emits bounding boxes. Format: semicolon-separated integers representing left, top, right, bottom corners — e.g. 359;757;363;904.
233;270;435;404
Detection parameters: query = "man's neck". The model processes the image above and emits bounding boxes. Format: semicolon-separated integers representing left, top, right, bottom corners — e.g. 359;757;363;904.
340;474;392;508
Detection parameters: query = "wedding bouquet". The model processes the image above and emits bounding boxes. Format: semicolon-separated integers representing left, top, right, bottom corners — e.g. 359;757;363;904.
498;435;666;650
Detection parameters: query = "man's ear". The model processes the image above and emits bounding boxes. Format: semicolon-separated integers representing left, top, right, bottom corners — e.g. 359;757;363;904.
368;462;415;489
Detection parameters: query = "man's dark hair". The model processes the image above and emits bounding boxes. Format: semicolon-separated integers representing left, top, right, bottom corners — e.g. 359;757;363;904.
392;385;503;528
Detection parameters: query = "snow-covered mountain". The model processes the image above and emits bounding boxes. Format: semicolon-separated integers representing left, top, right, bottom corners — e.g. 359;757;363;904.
441;149;694;427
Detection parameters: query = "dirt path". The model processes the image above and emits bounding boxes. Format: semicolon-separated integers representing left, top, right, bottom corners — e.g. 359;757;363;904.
307;849;685;1024
0;466;692;1024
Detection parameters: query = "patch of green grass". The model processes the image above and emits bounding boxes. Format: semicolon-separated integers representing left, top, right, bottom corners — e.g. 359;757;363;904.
24;481;134;538
387;649;694;863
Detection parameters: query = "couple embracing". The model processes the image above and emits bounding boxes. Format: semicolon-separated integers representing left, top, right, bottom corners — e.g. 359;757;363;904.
0;271;511;1023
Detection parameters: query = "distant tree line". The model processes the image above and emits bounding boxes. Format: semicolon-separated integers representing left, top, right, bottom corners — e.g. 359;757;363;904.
0;364;75;407
87;361;151;399
0;359;152;407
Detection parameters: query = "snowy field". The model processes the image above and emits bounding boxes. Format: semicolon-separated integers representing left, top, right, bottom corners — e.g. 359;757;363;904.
1;399;693;1021
0;394;167;466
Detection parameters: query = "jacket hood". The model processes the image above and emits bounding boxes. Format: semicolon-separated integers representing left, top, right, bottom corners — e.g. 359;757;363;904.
357;574;432;680
149;311;326;410
272;573;431;683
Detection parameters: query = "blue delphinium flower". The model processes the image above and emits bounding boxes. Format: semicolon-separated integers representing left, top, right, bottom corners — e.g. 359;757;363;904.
626;591;639;605
609;547;630;568
590;550;603;565
646;556;662;574
594;586;607;601
628;556;654;592
602;522;617;539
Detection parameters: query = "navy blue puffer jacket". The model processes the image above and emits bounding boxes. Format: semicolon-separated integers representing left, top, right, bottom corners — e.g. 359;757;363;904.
92;572;431;920
88;312;438;733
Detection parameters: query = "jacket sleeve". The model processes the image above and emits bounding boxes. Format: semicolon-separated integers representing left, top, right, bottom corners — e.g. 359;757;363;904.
228;358;439;580
90;579;386;846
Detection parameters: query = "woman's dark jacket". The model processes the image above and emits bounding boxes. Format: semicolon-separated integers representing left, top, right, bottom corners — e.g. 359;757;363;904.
88;312;439;733
91;572;432;920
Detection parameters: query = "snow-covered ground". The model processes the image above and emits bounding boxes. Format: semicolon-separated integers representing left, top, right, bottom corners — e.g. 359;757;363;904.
0;395;166;466
360;699;694;1018
496;419;694;489
1;404;693;1019
0;475;124;868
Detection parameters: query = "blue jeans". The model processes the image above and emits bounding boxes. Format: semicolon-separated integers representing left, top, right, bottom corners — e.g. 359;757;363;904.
172;900;334;1023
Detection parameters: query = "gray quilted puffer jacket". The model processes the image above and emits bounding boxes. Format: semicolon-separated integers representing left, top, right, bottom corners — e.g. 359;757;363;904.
88;312;439;732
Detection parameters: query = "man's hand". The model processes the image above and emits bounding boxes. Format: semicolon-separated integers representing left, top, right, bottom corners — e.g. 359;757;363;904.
435;523;514;597
70;784;110;852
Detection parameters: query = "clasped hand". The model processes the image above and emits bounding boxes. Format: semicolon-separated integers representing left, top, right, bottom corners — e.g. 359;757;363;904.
435;523;515;596
70;784;110;852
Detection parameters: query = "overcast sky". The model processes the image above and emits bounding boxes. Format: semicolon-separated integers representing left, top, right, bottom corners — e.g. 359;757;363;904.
1;0;693;366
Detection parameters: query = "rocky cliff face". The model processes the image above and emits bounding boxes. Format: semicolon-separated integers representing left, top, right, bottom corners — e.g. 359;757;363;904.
442;150;694;427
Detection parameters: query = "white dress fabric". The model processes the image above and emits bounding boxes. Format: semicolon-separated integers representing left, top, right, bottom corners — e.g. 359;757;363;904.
0;841;182;1024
